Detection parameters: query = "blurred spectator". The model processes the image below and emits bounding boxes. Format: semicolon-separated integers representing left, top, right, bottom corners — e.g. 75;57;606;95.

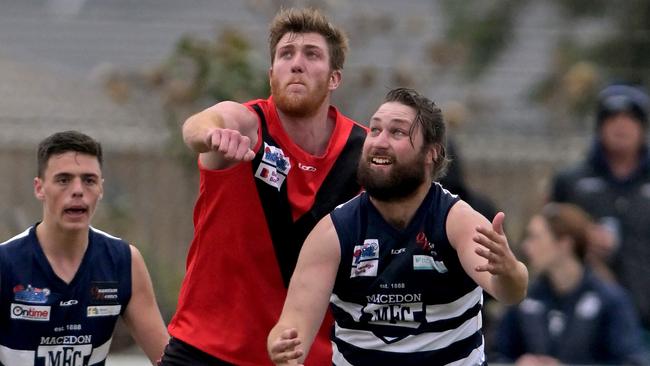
495;203;649;365
550;83;650;344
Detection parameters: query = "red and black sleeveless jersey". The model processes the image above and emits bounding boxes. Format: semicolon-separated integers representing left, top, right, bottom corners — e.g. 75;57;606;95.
168;97;367;366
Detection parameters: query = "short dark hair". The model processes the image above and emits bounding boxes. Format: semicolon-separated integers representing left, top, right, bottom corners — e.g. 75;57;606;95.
268;7;348;71
37;131;103;177
383;87;449;179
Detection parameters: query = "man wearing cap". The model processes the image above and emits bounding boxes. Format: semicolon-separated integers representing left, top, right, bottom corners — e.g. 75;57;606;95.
550;83;650;345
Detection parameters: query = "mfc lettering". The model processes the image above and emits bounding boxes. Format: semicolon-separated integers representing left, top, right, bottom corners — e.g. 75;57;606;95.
363;302;423;327
37;344;92;366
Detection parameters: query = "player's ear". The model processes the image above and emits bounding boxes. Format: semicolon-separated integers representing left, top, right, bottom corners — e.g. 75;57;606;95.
34;177;45;201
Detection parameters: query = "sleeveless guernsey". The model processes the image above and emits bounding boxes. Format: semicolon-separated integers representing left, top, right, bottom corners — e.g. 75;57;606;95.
168;97;367;366
0;225;132;366
329;184;486;366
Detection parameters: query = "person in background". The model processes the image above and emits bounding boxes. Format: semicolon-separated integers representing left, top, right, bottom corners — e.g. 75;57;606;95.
0;130;169;366
495;202;649;366
161;7;367;366
268;88;527;366
550;83;650;343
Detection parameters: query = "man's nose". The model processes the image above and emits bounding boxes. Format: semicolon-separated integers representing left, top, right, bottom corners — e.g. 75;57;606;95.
70;177;84;196
290;53;305;73
370;131;390;148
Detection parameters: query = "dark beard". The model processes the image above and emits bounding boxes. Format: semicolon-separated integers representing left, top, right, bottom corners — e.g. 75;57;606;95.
271;76;329;118
356;150;427;202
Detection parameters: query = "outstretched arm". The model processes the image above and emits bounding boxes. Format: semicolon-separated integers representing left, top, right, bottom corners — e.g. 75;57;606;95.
447;201;528;305
122;246;169;365
267;215;341;365
182;101;259;170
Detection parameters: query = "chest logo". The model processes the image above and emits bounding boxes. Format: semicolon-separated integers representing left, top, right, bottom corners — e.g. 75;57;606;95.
90;282;119;305
413;231;448;273
351;239;379;278
87;305;121;317
255;143;291;191
298;162;316;172
10;303;51;321
413;255;448;273
13;284;50;304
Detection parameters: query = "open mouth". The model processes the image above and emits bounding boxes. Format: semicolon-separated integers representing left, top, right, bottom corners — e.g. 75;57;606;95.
64;207;88;215
370;156;393;165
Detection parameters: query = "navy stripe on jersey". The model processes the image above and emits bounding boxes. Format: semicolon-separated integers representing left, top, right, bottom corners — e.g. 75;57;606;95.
329;183;486;365
250;104;365;286
0;225;132;366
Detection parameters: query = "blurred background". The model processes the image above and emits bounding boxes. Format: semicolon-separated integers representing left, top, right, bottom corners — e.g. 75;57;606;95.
1;0;649;362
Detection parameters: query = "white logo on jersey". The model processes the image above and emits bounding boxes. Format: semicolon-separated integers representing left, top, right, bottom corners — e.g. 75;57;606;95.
298;163;316;172
363;302;424;328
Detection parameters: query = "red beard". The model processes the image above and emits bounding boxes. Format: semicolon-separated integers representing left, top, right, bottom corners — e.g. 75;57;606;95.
271;74;330;118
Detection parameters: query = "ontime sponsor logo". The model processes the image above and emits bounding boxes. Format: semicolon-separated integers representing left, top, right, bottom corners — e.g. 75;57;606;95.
10;303;50;321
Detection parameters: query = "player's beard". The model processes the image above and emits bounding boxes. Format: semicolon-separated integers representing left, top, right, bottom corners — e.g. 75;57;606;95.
357;148;428;202
271;73;330;118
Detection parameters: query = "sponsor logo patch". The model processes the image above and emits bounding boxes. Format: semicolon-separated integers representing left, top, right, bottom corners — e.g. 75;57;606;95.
87;305;121;317
351;239;379;278
90;282;119;305
413;255;448;273
415;231;436;255
255;143;291;190
13;284;50;304
11;303;51;321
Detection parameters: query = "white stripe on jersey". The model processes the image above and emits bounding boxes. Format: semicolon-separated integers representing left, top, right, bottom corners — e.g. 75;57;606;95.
334;313;482;353
332;341;355;366
90;226;122;241
330;294;365;322
0;344;34;366
0;227;30;246
425;286;483;322
88;338;113;365
446;343;485;366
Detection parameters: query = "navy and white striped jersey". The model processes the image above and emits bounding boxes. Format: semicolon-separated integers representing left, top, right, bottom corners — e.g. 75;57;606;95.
329;183;486;366
0;225;132;366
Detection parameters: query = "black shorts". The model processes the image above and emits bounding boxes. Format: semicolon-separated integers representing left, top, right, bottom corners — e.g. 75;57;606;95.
158;337;234;366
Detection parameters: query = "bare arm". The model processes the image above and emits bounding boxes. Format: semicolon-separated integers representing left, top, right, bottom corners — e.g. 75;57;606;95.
447;201;528;305
267;215;340;365
182;101;259;170
122;246;169;365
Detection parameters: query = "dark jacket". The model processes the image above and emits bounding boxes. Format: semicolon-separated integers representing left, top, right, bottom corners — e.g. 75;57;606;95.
495;269;649;365
551;140;650;330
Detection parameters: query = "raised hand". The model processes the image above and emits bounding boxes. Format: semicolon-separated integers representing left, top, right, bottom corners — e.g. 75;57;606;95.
473;212;519;275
